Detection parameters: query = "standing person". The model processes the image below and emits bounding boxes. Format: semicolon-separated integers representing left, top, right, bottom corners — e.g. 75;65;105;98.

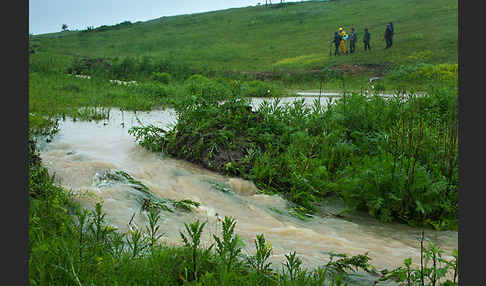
339;27;348;54
363;28;371;51
333;31;342;55
384;24;393;49
349;27;357;54
389;22;394;47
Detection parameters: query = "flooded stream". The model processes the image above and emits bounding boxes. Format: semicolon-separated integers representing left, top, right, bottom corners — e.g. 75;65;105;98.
39;97;457;277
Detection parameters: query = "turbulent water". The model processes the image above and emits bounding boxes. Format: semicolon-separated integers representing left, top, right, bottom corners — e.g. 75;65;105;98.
39;97;457;279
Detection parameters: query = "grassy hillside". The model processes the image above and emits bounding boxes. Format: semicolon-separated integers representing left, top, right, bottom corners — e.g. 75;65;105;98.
31;0;457;75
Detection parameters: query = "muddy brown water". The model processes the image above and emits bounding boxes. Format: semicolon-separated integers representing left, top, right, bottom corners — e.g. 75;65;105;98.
39;97;457;280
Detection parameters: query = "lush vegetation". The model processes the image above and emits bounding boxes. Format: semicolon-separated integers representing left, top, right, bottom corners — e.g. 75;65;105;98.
29;120;458;285
130;80;458;230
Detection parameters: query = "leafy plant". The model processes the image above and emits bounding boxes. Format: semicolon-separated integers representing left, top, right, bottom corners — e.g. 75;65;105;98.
247;233;273;275
282;251;303;281
324;252;371;276
384;237;458;286
126;228;148;258
145;209;165;252
180;220;212;281
88;202;115;244
213;216;243;272
241;80;281;97
151;71;172;84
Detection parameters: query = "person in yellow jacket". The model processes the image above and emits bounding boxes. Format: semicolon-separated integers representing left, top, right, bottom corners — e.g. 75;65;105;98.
339;27;348;54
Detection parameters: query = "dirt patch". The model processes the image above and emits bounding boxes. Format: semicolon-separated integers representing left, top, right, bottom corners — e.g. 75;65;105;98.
66;57;112;75
165;105;265;176
228;64;389;81
169;130;258;176
236;69;323;81
359;63;390;76
332;64;362;75
332;63;389;77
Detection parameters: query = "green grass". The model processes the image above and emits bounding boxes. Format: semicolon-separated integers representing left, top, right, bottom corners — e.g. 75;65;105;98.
30;0;457;90
29;70;182;117
28;56;293;121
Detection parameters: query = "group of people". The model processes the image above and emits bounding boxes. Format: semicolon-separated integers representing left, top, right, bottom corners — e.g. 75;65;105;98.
331;22;394;56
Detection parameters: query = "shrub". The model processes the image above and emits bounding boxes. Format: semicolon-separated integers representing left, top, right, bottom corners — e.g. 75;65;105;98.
150;71;172;84
241;80;280;97
184;74;231;102
389;63;458;87
130;82;174;99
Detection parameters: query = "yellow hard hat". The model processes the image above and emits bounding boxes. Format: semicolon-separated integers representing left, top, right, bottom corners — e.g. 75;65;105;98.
339;27;343;31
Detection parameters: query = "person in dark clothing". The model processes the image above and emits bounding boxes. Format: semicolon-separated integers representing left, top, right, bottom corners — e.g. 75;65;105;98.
384;24;393;48
349;27;357;53
363;28;371;51
333;31;342;55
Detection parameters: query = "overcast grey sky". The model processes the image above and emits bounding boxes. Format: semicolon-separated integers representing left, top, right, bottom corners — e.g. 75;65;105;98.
29;0;273;35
